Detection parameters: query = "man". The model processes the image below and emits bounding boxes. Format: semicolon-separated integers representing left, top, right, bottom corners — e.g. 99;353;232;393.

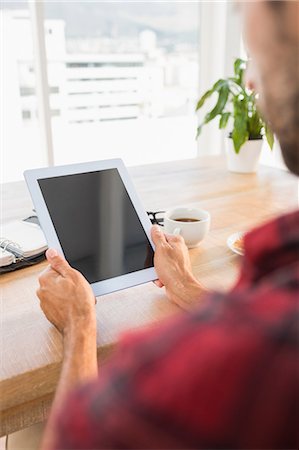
37;1;298;449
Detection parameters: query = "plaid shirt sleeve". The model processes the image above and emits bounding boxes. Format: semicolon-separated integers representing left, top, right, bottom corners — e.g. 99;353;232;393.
52;212;299;450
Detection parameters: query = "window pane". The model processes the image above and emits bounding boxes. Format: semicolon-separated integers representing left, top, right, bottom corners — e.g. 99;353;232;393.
1;1;44;183
43;1;200;166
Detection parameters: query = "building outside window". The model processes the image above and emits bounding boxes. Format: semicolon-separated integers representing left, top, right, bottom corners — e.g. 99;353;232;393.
1;1;200;181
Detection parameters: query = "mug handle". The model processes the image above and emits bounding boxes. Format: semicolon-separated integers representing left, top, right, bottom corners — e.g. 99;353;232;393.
173;227;181;236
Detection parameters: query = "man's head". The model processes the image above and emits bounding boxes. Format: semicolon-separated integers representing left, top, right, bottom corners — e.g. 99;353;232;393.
240;0;299;175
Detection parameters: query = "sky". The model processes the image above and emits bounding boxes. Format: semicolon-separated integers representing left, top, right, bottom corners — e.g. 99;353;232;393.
2;1;199;46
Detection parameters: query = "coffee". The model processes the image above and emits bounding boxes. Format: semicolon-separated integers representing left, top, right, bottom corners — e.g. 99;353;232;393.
174;218;200;223
164;207;210;248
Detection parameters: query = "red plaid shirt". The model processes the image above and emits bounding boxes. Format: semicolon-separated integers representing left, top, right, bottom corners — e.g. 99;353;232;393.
53;211;299;449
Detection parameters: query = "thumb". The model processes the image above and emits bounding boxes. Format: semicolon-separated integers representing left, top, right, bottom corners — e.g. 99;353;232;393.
151;225;167;247
46;248;71;277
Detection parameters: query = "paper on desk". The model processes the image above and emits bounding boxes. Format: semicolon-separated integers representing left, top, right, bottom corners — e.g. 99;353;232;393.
0;221;47;258
0;248;15;267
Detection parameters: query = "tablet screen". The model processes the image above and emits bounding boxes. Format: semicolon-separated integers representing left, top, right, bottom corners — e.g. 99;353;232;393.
38;169;154;283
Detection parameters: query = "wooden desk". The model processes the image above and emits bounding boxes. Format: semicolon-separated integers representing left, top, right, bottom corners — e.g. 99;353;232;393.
0;157;297;436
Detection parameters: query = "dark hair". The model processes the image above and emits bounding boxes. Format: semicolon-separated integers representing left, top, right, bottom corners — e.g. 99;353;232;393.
269;0;284;10
267;0;299;175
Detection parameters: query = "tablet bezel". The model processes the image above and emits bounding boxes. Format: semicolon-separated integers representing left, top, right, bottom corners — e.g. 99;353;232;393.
24;159;157;297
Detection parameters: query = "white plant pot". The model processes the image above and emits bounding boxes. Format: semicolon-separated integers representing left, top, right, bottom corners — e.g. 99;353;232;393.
225;137;263;173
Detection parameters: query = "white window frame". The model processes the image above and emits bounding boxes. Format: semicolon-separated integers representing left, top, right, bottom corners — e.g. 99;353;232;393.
197;0;241;155
29;0;54;166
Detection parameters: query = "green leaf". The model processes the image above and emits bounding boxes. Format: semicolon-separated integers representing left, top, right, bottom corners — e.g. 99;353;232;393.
196;124;203;139
219;112;230;129
234;58;246;86
196;83;230;139
232;97;249;153
195;79;228;111
212;79;228;91
204;84;230;123
248;111;263;138
195;89;213;111
265;123;274;149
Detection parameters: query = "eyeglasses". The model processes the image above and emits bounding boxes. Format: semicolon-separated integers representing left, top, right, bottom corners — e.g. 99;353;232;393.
147;211;165;225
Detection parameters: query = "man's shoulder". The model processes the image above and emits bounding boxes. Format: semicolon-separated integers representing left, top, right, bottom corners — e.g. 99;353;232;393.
54;272;298;450
93;285;297;447
121;276;298;382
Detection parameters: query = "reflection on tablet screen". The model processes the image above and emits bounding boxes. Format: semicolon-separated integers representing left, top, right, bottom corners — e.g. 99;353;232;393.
38;169;154;283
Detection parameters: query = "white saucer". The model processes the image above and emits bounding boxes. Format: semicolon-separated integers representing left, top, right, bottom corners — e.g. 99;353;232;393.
227;232;245;256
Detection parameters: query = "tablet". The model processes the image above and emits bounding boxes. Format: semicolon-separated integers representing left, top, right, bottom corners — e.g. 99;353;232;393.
24;159;157;297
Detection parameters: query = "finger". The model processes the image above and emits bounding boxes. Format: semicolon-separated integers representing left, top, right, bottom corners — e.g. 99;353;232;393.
154;279;164;288
46;248;71;278
167;233;184;244
151;225;167;247
38;266;54;286
36;287;43;300
163;232;176;242
38;266;50;281
162;231;183;244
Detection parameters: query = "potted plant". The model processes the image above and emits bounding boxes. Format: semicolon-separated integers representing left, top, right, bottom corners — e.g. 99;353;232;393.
195;58;274;173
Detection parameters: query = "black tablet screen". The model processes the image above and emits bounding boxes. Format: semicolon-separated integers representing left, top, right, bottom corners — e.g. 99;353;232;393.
38;169;154;283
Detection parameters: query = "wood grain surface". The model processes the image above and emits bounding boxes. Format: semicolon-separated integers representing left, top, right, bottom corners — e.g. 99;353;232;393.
0;156;298;436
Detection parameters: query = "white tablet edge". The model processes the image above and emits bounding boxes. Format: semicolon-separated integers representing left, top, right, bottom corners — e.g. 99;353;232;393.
24;159;157;297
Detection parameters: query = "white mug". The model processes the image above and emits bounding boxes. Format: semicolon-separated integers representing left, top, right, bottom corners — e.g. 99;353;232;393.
164;207;210;248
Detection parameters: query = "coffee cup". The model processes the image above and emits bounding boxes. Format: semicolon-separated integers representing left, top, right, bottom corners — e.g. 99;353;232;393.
164;207;210;248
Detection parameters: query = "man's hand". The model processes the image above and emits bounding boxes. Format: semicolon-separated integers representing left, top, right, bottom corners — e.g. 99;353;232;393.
151;225;207;310
37;249;96;335
37;249;98;450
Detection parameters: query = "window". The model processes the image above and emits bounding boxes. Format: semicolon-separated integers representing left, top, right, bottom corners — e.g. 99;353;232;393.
43;1;200;166
2;1;202;181
1;1;44;183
